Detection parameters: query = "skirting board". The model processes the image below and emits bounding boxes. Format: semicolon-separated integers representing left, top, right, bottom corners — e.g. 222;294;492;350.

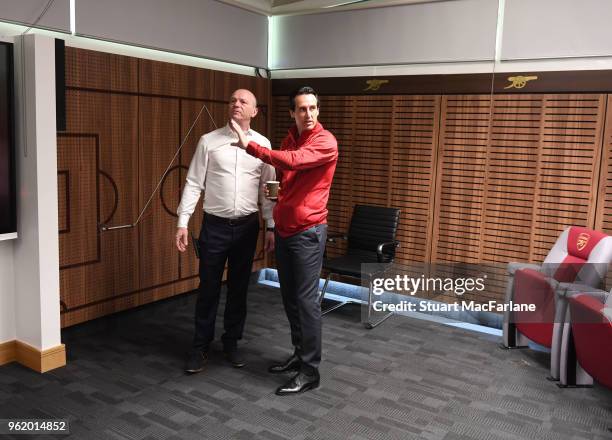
0;340;66;373
0;340;16;365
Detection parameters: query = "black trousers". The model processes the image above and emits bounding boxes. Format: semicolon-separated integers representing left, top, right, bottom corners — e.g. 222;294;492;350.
275;224;327;372
192;212;260;352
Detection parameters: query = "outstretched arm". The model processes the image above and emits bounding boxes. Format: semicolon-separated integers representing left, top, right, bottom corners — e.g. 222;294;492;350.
230;119;337;171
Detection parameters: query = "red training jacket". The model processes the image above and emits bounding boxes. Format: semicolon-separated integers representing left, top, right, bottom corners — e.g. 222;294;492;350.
246;122;338;238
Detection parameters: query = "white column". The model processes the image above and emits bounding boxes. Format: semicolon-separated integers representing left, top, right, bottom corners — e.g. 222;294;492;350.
13;33;61;351
0;241;15;343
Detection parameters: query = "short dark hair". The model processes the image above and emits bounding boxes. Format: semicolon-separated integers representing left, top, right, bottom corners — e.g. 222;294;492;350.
289;86;319;111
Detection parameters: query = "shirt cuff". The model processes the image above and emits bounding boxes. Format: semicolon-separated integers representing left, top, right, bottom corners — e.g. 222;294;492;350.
177;214;190;229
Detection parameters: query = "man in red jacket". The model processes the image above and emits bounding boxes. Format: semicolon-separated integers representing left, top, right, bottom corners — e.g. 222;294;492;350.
230;86;337;395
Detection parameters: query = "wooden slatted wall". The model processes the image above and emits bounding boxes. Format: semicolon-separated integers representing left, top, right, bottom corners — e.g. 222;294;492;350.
481;94;541;264
59;47;270;327
479;94;544;300
433;93;605;302
530;95;604;260
433;95;491;264
352;96;394;207
273;91;608;303
391;96;440;263
595;95;612;233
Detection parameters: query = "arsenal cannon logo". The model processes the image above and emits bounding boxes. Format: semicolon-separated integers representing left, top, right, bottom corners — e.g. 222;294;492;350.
576;232;590;251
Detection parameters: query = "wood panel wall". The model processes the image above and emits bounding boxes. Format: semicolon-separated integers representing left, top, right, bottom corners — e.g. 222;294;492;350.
595;95;612;234
433;93;605;301
273;90;610;304
58;47;270;327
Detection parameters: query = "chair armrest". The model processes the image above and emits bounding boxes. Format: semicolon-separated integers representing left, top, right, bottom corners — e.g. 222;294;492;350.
377;241;400;262
557;282;598;298
507;262;541;275
558;283;609;302
327;233;348;243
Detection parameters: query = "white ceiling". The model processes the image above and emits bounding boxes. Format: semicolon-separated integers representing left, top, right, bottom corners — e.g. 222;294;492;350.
217;0;448;16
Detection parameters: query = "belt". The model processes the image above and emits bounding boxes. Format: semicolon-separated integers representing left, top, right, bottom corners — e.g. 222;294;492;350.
205;211;258;226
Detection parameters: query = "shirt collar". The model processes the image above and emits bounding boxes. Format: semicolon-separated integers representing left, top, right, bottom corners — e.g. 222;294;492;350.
225;123;253;137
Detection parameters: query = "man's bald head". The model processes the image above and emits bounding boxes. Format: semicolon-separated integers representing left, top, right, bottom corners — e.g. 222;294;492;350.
232;89;257;107
228;89;259;129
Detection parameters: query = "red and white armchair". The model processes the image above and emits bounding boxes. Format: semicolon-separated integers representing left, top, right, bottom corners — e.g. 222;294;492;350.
502;226;612;381
559;289;612;388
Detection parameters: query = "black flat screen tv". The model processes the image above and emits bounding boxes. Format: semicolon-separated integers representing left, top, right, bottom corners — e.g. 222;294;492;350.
0;42;15;235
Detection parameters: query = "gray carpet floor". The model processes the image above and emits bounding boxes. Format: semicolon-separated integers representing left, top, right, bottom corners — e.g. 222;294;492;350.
1;282;611;440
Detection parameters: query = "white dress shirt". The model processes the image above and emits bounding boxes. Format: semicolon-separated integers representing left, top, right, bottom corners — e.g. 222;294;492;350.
177;124;275;229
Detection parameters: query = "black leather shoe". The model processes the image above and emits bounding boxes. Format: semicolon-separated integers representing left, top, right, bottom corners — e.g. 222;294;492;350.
268;354;300;374
185;349;207;373
224;350;246;368
275;371;320;396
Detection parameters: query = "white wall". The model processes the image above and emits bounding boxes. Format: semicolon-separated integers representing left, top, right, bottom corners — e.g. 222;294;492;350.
5;0;612;77
502;0;612;61
0;0;268;68
0;21;257;77
0;240;15;343
0;0;70;33
270;0;612;76
75;0;268;67
269;0;498;70
11;34;61;350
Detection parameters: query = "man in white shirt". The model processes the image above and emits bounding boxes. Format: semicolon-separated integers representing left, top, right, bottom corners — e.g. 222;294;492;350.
175;89;275;373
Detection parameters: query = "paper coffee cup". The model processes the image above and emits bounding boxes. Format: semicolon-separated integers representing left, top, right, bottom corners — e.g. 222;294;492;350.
265;181;280;199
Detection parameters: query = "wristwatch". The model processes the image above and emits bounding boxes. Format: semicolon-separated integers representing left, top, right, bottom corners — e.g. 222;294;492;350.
266;227;275;232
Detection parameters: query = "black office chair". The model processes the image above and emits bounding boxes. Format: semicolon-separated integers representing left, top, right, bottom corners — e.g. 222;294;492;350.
319;205;400;328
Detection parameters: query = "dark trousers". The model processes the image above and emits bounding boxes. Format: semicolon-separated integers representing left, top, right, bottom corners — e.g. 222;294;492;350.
192;212;260;352
275;224;327;372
